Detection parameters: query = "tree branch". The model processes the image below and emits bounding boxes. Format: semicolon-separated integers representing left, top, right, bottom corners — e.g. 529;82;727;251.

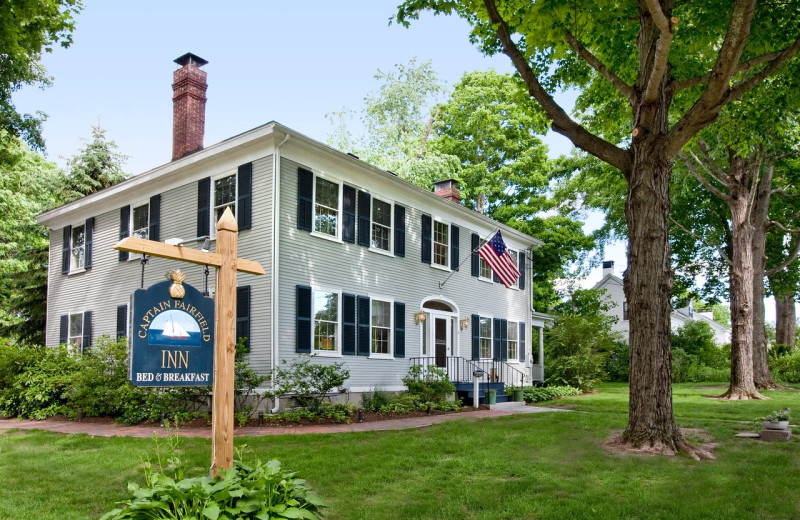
727;36;800;102
678;150;730;201
766;237;800;277
564;29;636;105
641;0;674;103
695;141;730;187
664;0;758;157
482;0;631;174
673;49;787;92
418;106;440;160
670;216;733;266
769;221;800;234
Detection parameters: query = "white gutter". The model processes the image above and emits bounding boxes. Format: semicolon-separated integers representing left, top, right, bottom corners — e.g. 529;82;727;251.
270;133;290;413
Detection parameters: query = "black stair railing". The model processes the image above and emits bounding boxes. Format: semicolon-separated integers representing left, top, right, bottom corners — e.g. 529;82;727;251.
409;356;527;388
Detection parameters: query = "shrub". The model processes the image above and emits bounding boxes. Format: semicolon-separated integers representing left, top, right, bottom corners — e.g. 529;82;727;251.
321;402;355;423
100;458;326;520
4;345;80;419
545;349;604;392
402;365;456;402
361;389;392;412
268;356;350;412
772;351;800;383
604;341;630;382
522;385;580;403
672;320;726;368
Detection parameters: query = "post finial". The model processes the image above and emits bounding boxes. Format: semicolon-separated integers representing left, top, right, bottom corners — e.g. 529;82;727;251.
216;206;238;232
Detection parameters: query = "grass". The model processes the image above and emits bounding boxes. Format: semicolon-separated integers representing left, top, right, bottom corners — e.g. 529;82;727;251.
1;383;798;519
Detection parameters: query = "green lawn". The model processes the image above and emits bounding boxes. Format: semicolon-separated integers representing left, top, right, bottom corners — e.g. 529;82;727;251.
1;383;798;520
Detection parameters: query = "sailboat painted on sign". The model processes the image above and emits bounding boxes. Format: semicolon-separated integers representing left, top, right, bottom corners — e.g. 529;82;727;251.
148;310;202;347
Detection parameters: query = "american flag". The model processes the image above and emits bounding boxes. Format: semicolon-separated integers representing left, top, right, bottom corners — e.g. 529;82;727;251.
477;230;520;288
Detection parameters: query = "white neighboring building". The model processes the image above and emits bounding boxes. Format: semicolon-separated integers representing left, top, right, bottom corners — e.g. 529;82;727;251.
592;261;732;345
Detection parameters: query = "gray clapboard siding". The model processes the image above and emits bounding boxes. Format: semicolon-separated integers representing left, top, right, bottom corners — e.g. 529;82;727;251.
277;156;531;390
46;155;274;378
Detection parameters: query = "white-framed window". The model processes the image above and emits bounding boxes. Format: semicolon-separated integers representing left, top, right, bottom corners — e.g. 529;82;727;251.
314;176;340;237
433;220;449;268
69;312;84;351
507;321;519;360
371;298;392;356
313;290;339;354
132;203;149;240
214;173;237;223
479;239;492;279
70;224;86;271
371;197;392;252
508;250;519;288
479;317;492;359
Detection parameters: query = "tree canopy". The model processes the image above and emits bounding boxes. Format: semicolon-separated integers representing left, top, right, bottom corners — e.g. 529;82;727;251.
0;0;83;151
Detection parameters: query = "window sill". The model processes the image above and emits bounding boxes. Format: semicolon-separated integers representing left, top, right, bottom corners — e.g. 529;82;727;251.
312;350;342;358
68;268;86;276
430;263;451;273
369;353;393;360
368;247;394;258
477;276;494;284
311;231;343;244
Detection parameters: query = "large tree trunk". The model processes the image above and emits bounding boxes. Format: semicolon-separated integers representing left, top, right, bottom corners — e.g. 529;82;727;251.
775;292;797;348
722;155;764;399
751;163;776;389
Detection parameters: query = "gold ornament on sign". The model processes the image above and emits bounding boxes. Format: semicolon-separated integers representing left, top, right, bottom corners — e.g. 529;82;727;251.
168;269;187;299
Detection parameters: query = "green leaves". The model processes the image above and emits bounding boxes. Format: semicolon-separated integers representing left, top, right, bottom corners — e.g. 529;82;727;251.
100;458;327;520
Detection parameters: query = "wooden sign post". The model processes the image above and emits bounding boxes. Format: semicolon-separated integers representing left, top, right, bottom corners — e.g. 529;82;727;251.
114;208;264;476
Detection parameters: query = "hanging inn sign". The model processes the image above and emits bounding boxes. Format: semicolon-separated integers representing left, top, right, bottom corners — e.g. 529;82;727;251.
129;270;214;386
114;208;264;476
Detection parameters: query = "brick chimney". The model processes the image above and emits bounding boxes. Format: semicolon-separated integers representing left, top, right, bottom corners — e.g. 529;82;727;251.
172;53;208;161
433;179;461;204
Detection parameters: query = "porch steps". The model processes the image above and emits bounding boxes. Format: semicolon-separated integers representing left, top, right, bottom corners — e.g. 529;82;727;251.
487;400;528;411
454;381;510;405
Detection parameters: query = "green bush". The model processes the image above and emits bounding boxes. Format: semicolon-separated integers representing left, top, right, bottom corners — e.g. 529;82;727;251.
2;344;80;419
402;365;456;402
522;385;580;403
672;320;726;368
545;349;604;392
321;402;355;423
268;356;350;413
100;458;326;520
361;389;392;412
604;342;630;382
772;351;800;383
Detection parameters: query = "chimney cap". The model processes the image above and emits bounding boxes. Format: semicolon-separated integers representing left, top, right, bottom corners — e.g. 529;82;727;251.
433;178;460;189
174;53;208;68
602;260;614;269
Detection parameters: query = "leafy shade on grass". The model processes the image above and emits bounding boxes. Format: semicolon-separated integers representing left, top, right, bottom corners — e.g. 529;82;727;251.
0;383;798;520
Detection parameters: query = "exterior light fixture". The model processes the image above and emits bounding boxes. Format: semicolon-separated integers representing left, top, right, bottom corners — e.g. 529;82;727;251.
414;311;427;325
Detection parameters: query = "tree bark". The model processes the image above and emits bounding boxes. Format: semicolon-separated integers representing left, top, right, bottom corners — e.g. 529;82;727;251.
751;162;776;389
722;155;764;399
775;292;797;348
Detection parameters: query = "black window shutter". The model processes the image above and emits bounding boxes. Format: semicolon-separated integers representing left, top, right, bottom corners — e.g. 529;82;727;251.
357;190;371;247
59;315;69;345
197;177;211;237
84;217;94;269
471;314;480;361
519;322;526;362
342;185;356;243
297;168;313;231
116;305;128;339
237;285;251;352
493;318;501;360
149;194;161;242
342;293;356;355
296;285;312;353
61;226;72;274
394;204;406;257
518;251;526;290
471;233;479;277
450;224;460;270
237;162;253;230
119;206;130;261
357;295;370;356
394;302;405;358
421;214;432;264
500;319;508;361
82;311;93;351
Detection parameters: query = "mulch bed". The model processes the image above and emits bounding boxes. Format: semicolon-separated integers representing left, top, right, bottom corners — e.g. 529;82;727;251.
38;406;489;429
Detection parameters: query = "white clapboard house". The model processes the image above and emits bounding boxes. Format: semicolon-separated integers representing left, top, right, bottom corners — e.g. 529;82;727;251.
37;54;549;405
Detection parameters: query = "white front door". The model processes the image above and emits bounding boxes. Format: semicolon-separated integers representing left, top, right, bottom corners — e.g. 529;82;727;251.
425;311;454;367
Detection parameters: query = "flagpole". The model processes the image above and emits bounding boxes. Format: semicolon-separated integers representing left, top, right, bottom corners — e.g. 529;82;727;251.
438;225;502;289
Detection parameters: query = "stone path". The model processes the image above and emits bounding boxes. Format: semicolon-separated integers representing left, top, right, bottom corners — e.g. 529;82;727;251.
0;406;564;439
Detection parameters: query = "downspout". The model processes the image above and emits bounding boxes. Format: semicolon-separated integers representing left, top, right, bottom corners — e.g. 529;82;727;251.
270;132;290;413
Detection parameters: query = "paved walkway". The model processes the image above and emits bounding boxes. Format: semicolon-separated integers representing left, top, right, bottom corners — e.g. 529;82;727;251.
0;406;563;439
